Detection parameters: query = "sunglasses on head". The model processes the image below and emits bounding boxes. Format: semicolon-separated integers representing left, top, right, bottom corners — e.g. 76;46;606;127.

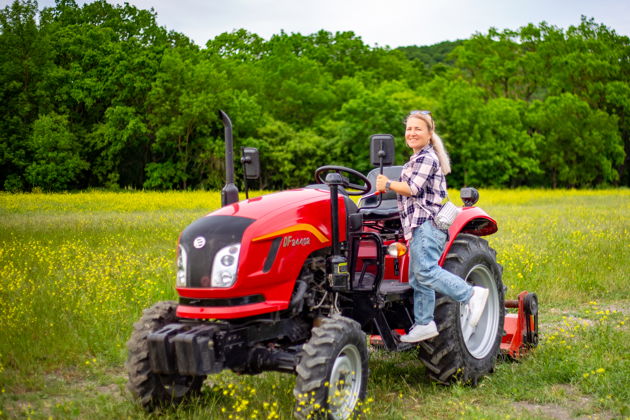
404;110;433;125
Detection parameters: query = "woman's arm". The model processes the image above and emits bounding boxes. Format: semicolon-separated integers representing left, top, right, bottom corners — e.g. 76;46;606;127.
375;174;412;197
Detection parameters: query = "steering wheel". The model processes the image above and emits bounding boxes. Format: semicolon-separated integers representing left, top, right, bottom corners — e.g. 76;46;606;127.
314;165;371;196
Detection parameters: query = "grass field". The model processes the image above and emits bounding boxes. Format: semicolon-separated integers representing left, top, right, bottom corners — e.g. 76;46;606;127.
0;189;628;419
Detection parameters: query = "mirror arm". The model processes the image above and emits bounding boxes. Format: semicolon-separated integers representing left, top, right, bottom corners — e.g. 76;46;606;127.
240;147;250;200
378;146;386;175
375;141;385;206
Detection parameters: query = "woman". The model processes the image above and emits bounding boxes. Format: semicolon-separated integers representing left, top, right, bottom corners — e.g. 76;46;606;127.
376;110;488;343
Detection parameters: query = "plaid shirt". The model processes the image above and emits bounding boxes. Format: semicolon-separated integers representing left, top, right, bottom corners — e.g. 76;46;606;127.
397;145;448;240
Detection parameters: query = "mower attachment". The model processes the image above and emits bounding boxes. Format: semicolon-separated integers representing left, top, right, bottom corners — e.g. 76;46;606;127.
501;291;539;359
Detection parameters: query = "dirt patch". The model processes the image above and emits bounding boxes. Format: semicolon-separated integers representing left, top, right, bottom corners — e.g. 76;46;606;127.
542;301;629;331
514;401;577;420
2;367;128;418
546;301;630;317
95;383;124;397
512;384;615;420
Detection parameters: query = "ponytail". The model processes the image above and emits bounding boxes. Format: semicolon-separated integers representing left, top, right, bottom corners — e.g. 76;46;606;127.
431;132;451;175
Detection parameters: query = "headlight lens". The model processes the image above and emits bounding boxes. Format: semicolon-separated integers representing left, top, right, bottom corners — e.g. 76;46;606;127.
387;242;407;257
176;245;187;286
212;244;241;287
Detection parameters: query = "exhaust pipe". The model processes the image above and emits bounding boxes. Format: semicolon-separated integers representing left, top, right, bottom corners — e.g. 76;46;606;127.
219;110;239;206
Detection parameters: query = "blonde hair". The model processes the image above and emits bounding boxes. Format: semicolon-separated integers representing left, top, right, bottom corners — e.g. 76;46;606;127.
406;113;451;175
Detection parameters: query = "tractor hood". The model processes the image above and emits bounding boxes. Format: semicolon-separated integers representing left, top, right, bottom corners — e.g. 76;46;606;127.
211;187;331;220
176;187;350;319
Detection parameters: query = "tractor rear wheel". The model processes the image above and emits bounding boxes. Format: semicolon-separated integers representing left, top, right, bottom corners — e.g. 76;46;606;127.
294;315;368;419
417;234;504;385
126;301;205;410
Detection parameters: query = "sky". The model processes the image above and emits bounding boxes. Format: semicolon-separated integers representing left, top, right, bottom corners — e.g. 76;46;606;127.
5;0;630;48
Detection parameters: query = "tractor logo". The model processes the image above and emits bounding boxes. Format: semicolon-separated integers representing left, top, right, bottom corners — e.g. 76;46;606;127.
252;224;329;244
283;235;311;247
193;236;206;249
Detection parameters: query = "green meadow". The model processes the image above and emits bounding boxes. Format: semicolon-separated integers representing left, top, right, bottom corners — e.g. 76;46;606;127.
0;189;628;419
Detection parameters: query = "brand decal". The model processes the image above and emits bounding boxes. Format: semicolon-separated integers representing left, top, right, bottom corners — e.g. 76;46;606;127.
193;236;206;249
283;235;311;247
252;223;329;243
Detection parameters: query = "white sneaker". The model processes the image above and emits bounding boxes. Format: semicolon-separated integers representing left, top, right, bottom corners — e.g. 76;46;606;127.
467;286;489;327
400;321;439;343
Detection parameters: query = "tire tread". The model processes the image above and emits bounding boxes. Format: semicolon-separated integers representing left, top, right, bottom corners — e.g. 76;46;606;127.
417;234;504;385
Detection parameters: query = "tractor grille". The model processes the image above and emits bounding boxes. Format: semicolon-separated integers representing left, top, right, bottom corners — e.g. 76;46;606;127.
180;215;255;288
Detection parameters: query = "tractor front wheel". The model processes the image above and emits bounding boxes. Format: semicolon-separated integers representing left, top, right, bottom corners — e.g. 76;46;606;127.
126;301;205;410
417;234;505;385
294;315;368;419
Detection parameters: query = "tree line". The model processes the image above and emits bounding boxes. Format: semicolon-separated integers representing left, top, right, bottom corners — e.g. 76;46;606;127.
1;0;628;191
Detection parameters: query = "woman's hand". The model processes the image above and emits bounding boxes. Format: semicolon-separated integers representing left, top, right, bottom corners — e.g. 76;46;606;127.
376;174;389;192
375;175;413;197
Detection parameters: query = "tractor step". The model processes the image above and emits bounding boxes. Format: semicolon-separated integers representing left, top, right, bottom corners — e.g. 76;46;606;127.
369;333;416;351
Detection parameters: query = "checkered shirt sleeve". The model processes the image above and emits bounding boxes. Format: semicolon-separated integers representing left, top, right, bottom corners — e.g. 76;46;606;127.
396;146;448;240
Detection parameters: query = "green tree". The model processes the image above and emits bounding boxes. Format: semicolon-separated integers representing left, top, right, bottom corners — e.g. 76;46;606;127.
1;1;627;191
527;93;624;187
427;78;486;187
472;98;541;186
259;40;335;127
206;28;266;61
452;27;536;100
0;0;50;190
243;118;327;189
25;113;89;190
604;81;630;184
36;0;191;188
87;106;149;188
144;49;232;189
397;40;463;74
320;82;408;174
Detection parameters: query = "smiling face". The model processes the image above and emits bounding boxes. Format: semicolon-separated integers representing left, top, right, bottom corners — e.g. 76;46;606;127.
405;116;433;153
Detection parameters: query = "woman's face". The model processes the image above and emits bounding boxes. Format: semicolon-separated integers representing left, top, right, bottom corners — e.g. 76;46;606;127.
405;117;432;153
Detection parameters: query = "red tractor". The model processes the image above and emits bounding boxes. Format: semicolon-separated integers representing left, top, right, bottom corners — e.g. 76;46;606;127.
126;111;538;419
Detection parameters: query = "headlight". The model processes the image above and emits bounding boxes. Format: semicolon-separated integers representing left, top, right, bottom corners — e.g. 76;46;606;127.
387;242;407;257
212;244;241;287
176;245;187;286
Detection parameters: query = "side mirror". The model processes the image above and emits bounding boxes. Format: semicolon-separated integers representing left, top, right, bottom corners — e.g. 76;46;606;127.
370;134;395;167
241;147;260;179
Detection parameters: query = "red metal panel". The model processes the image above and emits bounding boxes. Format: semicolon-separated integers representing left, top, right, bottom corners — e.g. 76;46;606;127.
177;188;354;319
439;207;498;266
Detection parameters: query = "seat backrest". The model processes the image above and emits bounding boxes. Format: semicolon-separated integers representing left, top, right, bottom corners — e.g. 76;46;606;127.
359;166;403;208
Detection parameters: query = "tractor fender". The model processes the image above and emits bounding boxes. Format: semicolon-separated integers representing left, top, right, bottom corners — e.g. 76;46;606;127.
438;206;497;266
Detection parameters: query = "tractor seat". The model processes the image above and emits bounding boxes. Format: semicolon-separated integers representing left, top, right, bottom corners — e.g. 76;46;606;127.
358;206;400;220
358;166;403;220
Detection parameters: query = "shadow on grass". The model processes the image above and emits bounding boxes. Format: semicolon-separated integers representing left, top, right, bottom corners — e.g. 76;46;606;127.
368;348;433;387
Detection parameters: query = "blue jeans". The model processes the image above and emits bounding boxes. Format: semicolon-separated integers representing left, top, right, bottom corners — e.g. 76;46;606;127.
408;220;473;325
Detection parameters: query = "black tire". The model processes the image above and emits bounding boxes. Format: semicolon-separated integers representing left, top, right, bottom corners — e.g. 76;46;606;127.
294;315;368;420
417;234;505;385
126;301;205;410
